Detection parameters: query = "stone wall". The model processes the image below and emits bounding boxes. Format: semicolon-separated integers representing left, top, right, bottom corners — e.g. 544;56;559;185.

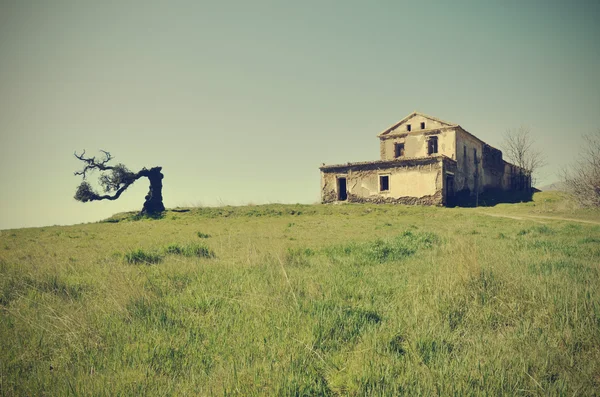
379;128;456;161
321;158;446;205
347;191;443;205
455;128;485;195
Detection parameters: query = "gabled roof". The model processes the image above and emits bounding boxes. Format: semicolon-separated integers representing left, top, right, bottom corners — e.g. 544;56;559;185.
377;111;457;137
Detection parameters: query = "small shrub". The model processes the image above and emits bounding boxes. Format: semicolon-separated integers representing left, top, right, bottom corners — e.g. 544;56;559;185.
184;243;215;258
164;244;184;255
125;249;163;264
164;243;215;258
130;212;165;221
196;232;211;239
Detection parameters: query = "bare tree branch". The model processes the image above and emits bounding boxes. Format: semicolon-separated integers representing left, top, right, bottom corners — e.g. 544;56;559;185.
562;130;600;207
74;150;116;179
501;126;546;186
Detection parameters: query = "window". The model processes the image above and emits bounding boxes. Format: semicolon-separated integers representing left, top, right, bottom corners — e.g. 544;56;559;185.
428;136;438;155
407;124;412;132
380;175;389;191
394;143;405;158
421;122;426;129
473;148;477;164
463;145;467;159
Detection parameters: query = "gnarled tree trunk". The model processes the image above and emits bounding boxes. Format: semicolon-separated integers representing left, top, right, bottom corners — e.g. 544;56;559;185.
140;167;165;215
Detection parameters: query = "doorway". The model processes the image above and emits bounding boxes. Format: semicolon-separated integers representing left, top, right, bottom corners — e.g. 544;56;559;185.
337;177;347;201
445;174;455;206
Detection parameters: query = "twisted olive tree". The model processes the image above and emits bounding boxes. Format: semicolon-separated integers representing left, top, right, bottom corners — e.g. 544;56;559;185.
73;150;165;215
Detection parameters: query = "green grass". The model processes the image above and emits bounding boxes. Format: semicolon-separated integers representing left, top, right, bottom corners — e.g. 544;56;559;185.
125;248;163;264
163;242;215;258
0;192;599;395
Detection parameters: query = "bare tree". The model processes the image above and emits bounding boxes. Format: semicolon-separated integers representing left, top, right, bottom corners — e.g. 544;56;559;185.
562;131;600;207
501;126;546;186
74;150;165;215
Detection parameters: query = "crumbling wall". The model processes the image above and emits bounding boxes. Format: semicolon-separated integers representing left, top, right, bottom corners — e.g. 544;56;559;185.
503;162;531;191
380;128;456;160
482;144;504;189
321;172;340;204
455;128;484;196
348;190;443;206
482;144;503;172
321;158;444;205
442;158;458;206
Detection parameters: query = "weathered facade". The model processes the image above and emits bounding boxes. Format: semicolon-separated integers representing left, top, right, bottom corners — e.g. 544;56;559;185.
320;112;531;206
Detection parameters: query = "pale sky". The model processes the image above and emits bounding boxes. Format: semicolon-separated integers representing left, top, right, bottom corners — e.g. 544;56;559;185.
1;0;599;230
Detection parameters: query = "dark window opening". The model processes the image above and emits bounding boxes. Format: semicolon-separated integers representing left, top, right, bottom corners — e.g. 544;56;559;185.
337;177;347;201
428;136;438;155
446;174;455;206
380;175;389;191
421;122;426;129
463;145;467;159
473;148;477;164
407;124;412;132
394;143;405;158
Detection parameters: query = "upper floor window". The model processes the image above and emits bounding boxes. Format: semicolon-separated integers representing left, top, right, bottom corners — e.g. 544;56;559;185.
463;145;467;159
394;143;405;158
407;124;412;132
473;148;477;164
421;122;426;129
428;136;438;155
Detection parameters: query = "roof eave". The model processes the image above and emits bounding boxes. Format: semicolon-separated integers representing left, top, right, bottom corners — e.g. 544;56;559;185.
319;155;456;171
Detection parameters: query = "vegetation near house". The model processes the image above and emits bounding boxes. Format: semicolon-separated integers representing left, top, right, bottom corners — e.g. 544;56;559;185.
562;130;600;207
501;125;546;186
1;192;599;395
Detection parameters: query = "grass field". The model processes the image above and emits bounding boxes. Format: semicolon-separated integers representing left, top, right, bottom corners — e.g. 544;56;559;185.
1;192;599;395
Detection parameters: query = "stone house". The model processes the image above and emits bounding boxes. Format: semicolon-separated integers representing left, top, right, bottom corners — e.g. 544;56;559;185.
320;111;531;206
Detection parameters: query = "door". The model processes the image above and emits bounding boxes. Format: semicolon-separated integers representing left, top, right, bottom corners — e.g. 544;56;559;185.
445;174;455;206
337;177;347;201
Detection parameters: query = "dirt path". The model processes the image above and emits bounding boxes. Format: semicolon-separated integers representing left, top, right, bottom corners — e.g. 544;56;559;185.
480;212;600;225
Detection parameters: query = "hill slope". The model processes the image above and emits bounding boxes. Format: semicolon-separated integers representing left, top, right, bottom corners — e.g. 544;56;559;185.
1;192;599;395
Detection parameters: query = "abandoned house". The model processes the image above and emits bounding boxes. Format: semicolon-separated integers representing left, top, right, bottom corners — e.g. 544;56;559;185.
320;111;531;206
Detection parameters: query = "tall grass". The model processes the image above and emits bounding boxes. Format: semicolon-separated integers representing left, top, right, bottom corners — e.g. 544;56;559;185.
0;192;599;395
